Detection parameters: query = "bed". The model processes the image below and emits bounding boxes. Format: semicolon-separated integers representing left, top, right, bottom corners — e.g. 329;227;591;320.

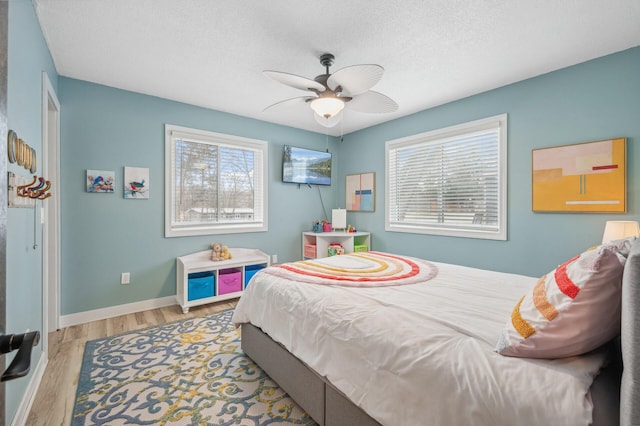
232;239;639;425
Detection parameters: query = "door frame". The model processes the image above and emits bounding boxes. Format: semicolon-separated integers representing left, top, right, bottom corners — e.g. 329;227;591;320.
41;72;60;338
0;1;8;421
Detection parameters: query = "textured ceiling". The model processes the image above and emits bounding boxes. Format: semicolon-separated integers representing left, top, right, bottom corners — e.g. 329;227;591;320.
34;0;640;136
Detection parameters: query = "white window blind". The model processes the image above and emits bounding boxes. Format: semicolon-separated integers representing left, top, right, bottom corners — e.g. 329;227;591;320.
386;114;507;240
165;125;268;237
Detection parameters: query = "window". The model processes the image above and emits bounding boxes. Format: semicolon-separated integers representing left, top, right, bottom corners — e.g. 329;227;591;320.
385;114;507;240
165;125;268;237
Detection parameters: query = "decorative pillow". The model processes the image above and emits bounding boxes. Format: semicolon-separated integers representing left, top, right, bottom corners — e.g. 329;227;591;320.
496;244;626;358
609;236;636;258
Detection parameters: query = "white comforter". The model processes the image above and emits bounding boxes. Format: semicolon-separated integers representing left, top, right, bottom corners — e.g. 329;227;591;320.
232;255;606;426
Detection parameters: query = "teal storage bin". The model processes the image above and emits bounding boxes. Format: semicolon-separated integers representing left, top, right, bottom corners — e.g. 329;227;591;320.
244;264;266;288
188;271;215;301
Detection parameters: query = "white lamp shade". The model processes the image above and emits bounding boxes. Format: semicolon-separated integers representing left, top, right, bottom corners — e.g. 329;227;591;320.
310;97;345;118
602;220;640;243
332;208;347;230
314;110;343;128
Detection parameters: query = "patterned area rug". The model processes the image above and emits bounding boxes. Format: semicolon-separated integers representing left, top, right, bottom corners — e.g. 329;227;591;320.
72;309;317;425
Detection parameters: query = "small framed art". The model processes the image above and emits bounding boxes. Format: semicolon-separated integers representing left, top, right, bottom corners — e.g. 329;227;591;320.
346;172;375;212
86;170;115;193
124;166;149;199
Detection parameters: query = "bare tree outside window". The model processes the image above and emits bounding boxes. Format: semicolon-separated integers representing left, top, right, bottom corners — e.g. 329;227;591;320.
165;125;267;237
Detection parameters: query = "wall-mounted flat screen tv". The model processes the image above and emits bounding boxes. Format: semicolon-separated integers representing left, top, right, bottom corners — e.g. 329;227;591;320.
282;145;332;186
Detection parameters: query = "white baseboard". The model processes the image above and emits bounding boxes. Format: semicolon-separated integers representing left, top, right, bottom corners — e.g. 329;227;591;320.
11;352;48;426
59;296;177;328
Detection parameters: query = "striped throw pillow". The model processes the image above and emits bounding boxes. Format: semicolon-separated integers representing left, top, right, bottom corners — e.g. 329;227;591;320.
496;244;626;358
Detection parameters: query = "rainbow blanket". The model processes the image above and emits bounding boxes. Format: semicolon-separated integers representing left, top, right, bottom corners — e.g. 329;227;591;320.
264;251;438;287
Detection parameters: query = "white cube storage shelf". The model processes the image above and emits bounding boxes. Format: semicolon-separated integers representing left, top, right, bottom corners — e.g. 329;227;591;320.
176;248;270;313
302;231;371;259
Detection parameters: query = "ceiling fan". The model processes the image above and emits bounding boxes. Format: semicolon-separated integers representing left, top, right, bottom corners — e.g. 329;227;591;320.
263;53;398;128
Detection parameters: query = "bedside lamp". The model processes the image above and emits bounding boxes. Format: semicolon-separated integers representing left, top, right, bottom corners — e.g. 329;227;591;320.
602;220;640;243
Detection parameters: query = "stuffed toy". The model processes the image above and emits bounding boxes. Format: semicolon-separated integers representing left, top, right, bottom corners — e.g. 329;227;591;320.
211;242;232;261
220;245;232;260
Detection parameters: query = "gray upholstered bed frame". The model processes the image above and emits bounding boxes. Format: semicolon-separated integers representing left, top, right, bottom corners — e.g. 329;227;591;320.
241;241;640;426
242;323;379;425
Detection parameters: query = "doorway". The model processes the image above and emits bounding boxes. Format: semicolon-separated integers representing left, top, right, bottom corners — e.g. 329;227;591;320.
41;72;60;338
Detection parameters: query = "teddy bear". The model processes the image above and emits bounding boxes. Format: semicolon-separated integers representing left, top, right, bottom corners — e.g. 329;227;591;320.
210;242;232;261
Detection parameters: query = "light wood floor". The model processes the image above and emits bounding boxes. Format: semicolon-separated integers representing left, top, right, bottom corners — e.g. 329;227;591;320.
26;299;238;425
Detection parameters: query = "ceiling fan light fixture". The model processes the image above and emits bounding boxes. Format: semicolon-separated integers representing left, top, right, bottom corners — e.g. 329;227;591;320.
314;110;343;128
263;53;397;129
310;96;345;119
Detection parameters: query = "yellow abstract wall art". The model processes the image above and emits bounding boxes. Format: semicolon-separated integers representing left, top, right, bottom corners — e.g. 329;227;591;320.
532;138;626;212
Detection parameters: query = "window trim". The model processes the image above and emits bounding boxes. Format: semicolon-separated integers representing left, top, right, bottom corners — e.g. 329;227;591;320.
164;124;268;238
385;114;507;240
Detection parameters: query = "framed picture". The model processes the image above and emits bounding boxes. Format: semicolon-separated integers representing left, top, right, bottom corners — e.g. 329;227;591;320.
124;166;149;199
86;169;115;193
532;138;626;212
346;172;375;212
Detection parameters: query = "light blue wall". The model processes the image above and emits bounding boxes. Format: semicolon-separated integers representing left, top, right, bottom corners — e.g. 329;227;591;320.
58;46;640;314
5;3;640;419
339;47;640;277
59;78;340;314
6;0;58;422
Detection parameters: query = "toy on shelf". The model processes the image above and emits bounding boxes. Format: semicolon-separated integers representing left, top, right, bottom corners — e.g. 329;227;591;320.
347;224;357;233
210;242;232;261
327;243;344;257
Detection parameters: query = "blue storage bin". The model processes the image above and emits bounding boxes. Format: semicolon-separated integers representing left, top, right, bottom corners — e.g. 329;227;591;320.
244;264;266;288
188;271;215;301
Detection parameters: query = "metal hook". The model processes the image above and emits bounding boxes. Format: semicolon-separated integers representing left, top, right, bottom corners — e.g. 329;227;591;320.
16;176;52;201
16;175;37;193
28;177;45;191
27;181;51;199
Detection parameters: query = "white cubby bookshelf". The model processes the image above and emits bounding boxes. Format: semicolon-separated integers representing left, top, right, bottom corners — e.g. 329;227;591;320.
302;231;371;259
176;248;270;313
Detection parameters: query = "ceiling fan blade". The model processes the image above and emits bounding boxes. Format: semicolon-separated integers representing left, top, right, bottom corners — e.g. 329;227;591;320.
327;64;384;96
314;110;343;128
346;91;398;113
263;71;326;93
263;96;314;112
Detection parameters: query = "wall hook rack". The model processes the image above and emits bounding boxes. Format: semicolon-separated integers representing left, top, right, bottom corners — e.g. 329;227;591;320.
16;175;52;201
9;173;54;250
